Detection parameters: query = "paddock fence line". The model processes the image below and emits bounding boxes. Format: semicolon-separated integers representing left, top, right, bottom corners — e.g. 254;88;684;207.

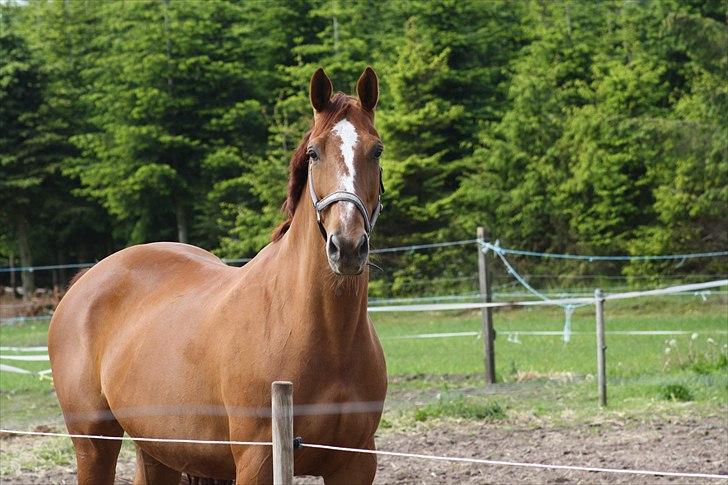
0;239;480;274
3;429;724;481
298;443;728;480
369;276;726;405
2;278;726;379
479;241;728;261
3;237;728;273
0;257;252;273
366;279;728;312
3;237;725;323
0;364;51;376
2;381;727;482
0;429;269;447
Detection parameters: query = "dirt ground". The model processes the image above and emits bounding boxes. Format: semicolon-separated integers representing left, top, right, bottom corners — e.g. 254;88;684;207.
1;415;726;484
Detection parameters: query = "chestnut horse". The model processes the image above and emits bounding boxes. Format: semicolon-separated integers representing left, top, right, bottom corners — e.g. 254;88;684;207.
48;67;387;485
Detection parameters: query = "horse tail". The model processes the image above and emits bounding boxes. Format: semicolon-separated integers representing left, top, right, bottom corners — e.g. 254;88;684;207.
66;268;91;291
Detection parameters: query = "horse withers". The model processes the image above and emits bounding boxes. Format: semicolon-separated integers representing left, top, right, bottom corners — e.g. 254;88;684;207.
49;67;387;485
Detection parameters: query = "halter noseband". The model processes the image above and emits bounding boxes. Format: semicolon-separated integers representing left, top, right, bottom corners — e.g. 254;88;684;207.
308;163;384;240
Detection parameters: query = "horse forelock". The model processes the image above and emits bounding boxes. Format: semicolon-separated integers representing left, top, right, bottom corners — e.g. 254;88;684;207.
271;92;363;242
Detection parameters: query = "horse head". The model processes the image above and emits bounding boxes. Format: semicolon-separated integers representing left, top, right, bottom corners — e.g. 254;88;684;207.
305;67;384;275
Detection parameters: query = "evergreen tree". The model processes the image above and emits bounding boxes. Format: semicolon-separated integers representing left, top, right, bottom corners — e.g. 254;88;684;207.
627;5;728;277
378;17;464;244
216;0;401;257
21;0;116;266
458;1;614;253
1;4;49;296
1;0;723;290
69;0;268;245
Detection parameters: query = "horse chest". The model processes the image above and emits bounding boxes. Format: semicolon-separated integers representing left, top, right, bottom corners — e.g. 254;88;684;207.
295;384;380;455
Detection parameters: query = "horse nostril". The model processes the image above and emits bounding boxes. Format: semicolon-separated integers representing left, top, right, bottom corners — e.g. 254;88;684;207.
356;235;369;258
327;235;341;260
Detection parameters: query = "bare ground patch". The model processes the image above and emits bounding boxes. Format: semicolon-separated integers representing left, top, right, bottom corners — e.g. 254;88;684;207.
369;415;727;484
1;416;725;484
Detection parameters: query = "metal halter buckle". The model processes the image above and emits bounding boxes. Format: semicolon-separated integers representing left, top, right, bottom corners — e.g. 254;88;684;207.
308;163;383;240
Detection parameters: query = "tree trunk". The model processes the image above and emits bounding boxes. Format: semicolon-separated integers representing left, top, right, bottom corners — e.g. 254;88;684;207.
162;0;187;245
57;249;67;293
15;215;35;300
175;197;188;243
9;251;17;297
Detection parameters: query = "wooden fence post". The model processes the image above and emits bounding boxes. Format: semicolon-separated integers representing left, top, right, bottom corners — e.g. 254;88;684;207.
594;289;607;407
272;381;294;485
477;227;496;385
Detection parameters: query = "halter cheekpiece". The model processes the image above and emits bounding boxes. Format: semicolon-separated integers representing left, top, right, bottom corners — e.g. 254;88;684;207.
308;163;384;240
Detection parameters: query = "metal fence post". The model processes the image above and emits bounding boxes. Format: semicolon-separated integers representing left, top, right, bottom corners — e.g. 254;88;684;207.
594;289;607;407
477;227;496;385
272;381;294;485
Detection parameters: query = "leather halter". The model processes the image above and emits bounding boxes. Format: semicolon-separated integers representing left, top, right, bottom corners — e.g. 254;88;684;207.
308;163;384;240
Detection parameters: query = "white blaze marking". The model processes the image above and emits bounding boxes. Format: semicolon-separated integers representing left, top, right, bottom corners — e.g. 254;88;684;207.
331;119;359;224
332;119;358;193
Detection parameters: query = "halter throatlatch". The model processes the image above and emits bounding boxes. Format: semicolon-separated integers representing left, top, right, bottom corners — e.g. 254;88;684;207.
308;164;383;240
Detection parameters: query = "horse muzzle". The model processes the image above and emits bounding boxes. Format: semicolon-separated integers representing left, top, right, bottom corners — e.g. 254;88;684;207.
327;232;369;275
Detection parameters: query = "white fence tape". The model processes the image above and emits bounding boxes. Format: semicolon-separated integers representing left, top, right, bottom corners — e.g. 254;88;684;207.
367;297;594;313
386;331;480;340
385;330;728;340
604;279;728;300
368;280;728;313
0;363;52;376
0;354;50;361
0;429;269;446
0;346;48;352
0;363;34;374
0;347;51;375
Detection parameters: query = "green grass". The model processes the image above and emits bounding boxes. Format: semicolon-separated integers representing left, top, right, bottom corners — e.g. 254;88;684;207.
0;318;61;428
1;297;726;432
413;396;505;422
372;297;727;380
0;435;137;477
0;321;50;347
371;296;727;426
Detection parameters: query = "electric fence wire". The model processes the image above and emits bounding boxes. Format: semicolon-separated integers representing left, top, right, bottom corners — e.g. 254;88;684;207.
481;243;728;261
480;241;587;342
3;238;727;273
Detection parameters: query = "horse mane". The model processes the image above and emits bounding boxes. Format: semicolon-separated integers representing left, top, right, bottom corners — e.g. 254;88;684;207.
271;92;355;242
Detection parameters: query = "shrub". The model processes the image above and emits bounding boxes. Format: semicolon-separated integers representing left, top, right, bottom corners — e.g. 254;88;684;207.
659;384;694;402
414;396;505;422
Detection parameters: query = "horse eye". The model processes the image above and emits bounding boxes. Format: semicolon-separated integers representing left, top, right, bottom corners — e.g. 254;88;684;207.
373;145;383;159
307;148;319;161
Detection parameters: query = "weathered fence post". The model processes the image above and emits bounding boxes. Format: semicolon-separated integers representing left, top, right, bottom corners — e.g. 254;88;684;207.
272;381;294;485
594;289;607;407
477;227;496;385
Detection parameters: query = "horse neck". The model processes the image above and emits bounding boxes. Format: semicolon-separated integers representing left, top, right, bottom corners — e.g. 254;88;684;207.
277;199;369;339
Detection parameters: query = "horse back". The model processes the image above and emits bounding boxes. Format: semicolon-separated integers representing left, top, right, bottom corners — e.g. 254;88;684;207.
48;242;237;397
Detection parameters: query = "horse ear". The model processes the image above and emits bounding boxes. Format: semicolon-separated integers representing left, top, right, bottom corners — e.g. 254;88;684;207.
356;66;379;112
310;67;333;113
